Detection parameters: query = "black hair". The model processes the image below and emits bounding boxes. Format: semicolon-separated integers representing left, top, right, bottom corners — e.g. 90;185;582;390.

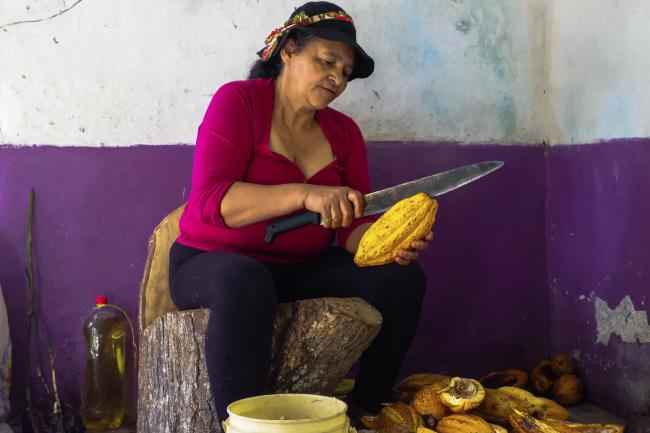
248;29;317;79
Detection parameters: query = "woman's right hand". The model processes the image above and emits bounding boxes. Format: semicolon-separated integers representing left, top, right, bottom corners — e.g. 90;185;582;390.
302;185;364;229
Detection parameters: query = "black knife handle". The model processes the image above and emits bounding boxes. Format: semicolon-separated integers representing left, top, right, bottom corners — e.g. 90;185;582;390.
265;211;321;244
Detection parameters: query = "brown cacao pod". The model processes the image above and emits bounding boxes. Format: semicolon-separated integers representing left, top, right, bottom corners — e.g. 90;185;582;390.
437;414;494;433
530;360;556;395
480;369;528;388
550;354;576;377
553;374;583;405
354;193;437;267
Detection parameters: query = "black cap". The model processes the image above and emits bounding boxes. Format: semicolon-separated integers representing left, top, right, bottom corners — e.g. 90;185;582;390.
257;1;374;81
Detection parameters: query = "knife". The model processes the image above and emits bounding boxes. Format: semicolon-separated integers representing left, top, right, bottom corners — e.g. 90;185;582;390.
264;160;504;243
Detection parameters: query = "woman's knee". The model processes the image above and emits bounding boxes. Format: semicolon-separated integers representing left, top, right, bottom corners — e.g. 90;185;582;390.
208;254;276;305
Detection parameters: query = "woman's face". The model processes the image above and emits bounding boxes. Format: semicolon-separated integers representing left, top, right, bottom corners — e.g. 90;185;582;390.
280;36;355;110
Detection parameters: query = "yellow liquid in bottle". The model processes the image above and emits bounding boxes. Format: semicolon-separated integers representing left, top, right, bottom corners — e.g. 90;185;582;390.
81;306;126;431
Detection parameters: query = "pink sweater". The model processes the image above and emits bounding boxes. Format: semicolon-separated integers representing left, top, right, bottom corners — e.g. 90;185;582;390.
176;78;377;263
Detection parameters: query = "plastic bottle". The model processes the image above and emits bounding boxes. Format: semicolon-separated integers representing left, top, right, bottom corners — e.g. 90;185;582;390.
80;296;127;431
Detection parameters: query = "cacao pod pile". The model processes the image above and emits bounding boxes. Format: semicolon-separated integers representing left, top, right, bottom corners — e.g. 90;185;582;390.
383;367;619;433
382;349;613;433
354;192;437;267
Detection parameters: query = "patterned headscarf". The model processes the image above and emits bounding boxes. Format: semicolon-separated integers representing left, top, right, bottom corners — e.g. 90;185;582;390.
260;10;354;61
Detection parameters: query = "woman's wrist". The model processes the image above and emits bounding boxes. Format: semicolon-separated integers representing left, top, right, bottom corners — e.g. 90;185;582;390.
297;183;313;209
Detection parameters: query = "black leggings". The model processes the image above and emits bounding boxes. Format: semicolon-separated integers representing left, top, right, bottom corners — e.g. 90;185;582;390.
169;242;426;423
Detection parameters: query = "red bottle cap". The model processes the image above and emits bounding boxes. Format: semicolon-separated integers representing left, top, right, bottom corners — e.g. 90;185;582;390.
95;296;108;305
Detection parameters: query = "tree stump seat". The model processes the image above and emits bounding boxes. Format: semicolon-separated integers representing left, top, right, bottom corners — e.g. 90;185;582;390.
136;204;382;433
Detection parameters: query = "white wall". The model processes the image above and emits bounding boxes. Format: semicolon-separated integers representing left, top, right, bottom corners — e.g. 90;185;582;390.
0;0;548;146
548;0;650;145
2;0;649;146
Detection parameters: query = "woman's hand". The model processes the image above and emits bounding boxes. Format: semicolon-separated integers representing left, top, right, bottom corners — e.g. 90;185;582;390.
394;230;434;266
302;185;364;229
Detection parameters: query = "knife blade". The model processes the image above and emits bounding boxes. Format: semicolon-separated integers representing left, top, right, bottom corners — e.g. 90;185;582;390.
264;160;504;243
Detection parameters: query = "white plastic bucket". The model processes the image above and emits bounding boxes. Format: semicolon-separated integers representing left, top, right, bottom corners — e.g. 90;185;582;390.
222;394;352;433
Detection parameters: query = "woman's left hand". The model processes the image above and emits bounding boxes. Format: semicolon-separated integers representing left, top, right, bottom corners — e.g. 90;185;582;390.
395;230;434;266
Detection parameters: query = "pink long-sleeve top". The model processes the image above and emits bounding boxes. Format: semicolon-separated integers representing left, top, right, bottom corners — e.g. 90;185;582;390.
176;78;377;263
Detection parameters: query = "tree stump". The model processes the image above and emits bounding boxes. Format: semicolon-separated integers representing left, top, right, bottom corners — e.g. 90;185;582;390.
137;297;382;433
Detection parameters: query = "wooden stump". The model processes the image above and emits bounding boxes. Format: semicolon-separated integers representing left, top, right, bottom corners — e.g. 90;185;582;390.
268;297;383;394
137;297;382;433
138;310;215;433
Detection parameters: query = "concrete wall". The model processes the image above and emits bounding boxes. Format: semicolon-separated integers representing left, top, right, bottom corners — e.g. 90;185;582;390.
548;0;650;144
0;0;548;145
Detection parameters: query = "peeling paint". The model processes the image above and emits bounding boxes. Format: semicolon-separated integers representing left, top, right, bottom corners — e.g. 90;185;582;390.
595;295;650;345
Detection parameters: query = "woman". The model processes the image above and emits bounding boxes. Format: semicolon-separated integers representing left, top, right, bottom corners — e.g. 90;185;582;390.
169;1;433;425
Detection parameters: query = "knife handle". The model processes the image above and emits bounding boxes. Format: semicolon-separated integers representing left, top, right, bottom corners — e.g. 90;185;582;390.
265;211;321;244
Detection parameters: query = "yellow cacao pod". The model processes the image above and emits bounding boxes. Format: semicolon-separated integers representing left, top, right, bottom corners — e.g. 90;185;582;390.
473;388;536;425
439;377;486;413
544;419;624;433
354;192;438;267
437;414;494;433
497;386;549;418
509;409;561;433
373;402;424;433
490;424;508;433
412;382;451;419
536;397;570;420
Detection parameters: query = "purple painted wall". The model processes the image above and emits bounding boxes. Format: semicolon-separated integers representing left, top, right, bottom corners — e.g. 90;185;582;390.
0;143;548;420
547;139;650;418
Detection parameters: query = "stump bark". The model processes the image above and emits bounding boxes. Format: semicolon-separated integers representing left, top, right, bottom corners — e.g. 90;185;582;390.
137;297;382;433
